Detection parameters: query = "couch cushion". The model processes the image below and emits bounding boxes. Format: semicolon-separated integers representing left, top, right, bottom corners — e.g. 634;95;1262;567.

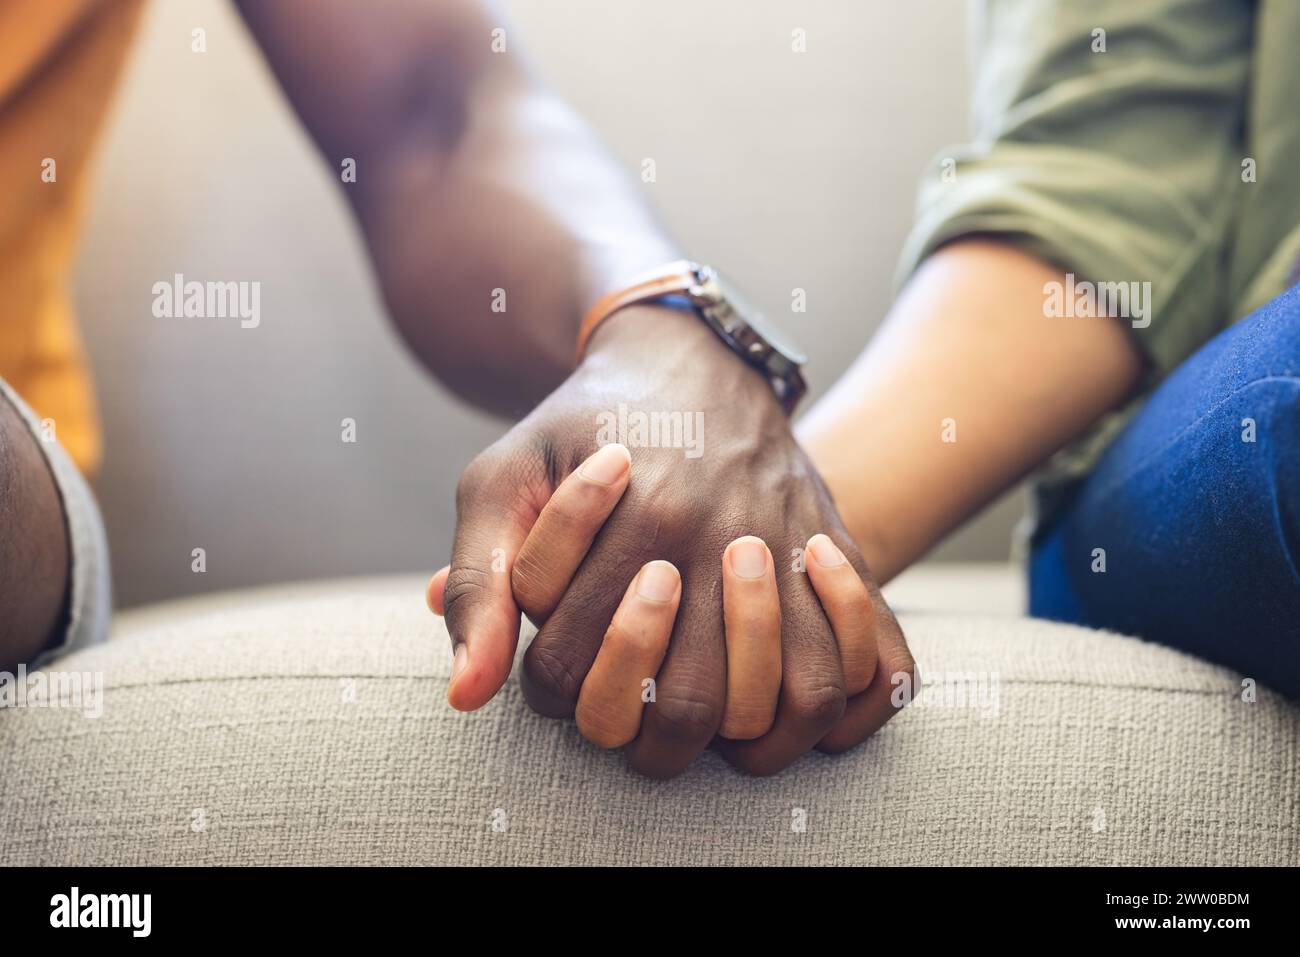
1;573;1295;865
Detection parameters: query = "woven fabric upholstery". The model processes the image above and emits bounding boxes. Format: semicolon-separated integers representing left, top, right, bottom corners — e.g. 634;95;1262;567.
1;574;1295;865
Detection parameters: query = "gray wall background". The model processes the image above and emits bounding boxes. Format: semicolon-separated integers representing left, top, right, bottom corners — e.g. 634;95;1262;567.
74;0;1021;608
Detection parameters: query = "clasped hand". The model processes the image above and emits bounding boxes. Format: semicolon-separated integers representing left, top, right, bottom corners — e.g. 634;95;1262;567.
426;307;915;778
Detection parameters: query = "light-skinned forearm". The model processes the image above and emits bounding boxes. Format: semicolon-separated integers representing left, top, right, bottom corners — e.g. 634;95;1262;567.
236;0;676;415
795;240;1145;584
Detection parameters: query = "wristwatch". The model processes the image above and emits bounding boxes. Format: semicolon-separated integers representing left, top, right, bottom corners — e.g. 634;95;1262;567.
576;260;808;414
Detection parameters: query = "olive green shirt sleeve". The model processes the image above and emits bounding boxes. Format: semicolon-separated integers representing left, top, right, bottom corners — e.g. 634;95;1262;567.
896;0;1254;378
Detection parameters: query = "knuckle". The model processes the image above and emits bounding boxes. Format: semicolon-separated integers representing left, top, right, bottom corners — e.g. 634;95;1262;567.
455;437;552;516
648;686;723;744
606;616;666;660
442;565;492;625
719;707;775;741
523;641;586;705
787;681;847;729
454;454;495;512
575;701;636;750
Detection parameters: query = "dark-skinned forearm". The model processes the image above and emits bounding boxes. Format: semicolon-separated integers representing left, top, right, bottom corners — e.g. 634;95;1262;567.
235;0;676;415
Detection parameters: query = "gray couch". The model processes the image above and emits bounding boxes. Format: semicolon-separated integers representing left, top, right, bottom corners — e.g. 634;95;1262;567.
2;565;1296;865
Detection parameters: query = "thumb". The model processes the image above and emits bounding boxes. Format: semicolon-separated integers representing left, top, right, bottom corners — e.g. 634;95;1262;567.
442;454;549;712
426;565;450;615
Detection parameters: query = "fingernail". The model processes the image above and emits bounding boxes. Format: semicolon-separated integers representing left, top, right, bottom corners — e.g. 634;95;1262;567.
636;561;679;602
729;537;768;579
451;643;469;681
808;534;846;568
580;443;631;485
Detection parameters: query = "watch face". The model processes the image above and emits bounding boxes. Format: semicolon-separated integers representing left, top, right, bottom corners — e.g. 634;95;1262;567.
711;270;808;365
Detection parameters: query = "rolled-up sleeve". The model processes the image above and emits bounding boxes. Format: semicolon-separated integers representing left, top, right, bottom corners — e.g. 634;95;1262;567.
896;0;1254;377
0;377;111;664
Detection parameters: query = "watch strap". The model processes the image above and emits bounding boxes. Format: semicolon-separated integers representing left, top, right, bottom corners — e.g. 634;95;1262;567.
575;260;698;362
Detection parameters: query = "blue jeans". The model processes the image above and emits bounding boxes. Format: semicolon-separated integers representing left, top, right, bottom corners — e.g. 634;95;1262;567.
1029;284;1300;698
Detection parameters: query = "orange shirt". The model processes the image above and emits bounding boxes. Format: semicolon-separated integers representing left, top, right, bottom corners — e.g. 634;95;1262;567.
0;0;145;475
